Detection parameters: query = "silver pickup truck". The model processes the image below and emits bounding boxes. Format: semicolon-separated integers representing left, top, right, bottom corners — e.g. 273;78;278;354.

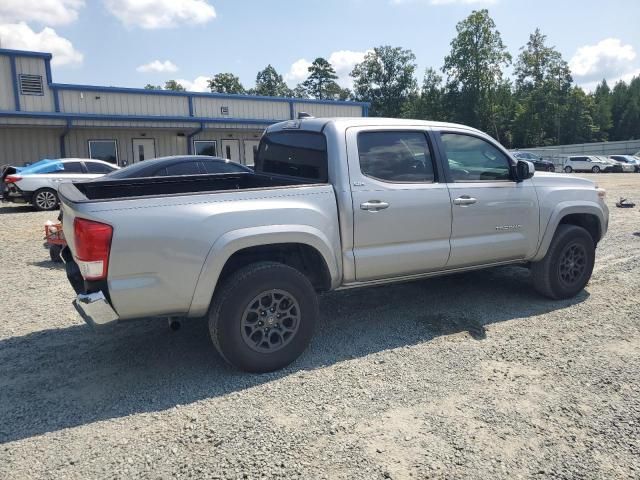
59;118;609;372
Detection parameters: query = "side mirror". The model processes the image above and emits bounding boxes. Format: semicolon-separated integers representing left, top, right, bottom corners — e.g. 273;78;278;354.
515;160;535;182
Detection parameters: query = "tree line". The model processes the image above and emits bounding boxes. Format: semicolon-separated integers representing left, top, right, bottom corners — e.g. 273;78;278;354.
144;9;640;148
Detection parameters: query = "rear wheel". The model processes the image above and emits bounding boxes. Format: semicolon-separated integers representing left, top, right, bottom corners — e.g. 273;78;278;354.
32;188;59;211
531;225;595;300
49;244;63;263
208;262;318;372
591;166;601;173
564;166;573;173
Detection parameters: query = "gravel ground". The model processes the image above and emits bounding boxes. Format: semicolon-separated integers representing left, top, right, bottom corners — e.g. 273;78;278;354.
1;173;639;479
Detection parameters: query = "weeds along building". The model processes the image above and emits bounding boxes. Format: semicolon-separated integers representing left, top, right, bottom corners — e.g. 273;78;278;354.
0;49;369;167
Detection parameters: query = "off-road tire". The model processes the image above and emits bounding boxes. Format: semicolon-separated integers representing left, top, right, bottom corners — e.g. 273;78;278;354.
32;188;59;211
531;224;595;300
208;261;318;373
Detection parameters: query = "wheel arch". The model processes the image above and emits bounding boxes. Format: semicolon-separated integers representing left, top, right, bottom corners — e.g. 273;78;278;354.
188;225;341;317
533;202;606;262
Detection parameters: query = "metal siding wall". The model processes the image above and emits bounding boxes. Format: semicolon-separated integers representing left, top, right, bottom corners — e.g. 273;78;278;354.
0;57;14;110
65;129;190;164
58;90;190;116
193;97;289;120
15;57;55;112
0;128;60;166
292;102;361;118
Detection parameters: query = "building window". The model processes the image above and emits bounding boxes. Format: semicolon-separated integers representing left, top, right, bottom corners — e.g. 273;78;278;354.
193;140;217;156
88;140;118;165
19;74;44;96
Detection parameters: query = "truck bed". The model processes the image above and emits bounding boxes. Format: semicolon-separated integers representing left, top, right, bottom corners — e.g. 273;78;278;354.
60;172;311;203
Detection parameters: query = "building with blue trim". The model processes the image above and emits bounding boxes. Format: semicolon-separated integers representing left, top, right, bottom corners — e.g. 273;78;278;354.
0;48;369;166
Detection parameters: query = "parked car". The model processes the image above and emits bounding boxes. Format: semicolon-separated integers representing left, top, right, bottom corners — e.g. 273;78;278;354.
3;158;118;211
59;117;608;373
609;155;640;172
511;151;556;172
101;155;251;179
563;155;616;173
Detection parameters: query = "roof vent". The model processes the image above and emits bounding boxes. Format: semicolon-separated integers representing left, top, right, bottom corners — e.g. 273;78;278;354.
19;74;44;96
297;112;314;119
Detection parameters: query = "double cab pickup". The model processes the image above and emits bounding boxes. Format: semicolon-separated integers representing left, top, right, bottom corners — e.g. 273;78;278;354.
59;118;609;372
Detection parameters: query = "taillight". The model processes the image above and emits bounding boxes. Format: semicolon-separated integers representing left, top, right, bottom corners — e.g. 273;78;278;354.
74;218;113;280
4;175;21;183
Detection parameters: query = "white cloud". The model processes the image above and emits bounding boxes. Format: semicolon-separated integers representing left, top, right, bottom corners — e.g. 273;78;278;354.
175;76;210;92
0;22;83;66
284;58;312;86
136;59;178;73
285;50;371;89
569;38;636;84
0;0;84;26
105;0;216;29
391;0;497;5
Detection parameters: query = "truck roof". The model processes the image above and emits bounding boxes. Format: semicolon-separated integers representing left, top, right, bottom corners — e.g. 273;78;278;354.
266;117;485;135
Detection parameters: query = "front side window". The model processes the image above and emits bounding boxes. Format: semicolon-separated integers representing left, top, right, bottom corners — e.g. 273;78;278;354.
194;140;217;157
88;140;118;164
358;131;435;183
440;133;511;181
160;161;202;176
256;132;328;182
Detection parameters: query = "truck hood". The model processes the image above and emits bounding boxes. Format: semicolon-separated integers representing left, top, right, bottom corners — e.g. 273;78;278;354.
531;171;596;189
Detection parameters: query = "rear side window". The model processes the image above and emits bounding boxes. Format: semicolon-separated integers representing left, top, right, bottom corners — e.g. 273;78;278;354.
60;162;85;173
85;162;116;173
357;131;435;183
256;132;328;182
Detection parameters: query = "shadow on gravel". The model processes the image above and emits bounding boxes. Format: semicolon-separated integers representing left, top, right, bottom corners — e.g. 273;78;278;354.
28;260;65;270
0;205;34;215
0;265;588;443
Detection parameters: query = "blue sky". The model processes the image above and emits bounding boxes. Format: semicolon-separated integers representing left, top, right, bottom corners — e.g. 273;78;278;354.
1;0;639;92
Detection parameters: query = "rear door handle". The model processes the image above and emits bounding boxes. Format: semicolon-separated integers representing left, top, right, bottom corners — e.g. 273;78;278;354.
453;195;477;206
360;200;389;212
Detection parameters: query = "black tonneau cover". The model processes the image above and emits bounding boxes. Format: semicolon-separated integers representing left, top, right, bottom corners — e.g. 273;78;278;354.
61;172;310;203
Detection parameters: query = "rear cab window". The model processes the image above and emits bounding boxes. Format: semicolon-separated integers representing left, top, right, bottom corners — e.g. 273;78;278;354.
255;131;328;182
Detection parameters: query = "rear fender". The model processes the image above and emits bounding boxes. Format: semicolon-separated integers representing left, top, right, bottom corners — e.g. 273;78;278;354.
187;225;341;317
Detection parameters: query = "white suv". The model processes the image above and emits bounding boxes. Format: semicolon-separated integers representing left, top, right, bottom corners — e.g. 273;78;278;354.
3;158;119;210
563;156;614;174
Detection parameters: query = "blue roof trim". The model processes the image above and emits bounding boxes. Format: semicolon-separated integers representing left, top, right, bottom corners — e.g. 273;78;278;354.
9;56;20;111
50;82;370;107
0;48;53;59
44;58;53;85
0;110;281;125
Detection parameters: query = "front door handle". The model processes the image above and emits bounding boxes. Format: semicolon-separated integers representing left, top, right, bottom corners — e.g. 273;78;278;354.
453;195;477;206
360;200;390;212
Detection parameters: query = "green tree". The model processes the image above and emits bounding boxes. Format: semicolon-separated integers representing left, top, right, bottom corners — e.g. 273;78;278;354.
144;83;162;90
559;87;596;144
164;80;186;91
442;9;511;131
351;45;417;117
402;68;445;121
512;29;572;147
592;80;613;141
301;58;340;100
255;65;291;97
291;84;309;99
208;73;245;94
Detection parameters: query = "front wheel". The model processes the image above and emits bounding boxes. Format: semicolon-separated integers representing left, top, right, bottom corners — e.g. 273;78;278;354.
564;166;573;173
32;188;59;211
531;225;595;300
591;166;601;173
209;262;318;372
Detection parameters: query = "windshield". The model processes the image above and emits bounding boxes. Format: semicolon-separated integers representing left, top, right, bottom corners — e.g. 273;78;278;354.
20;160;64;174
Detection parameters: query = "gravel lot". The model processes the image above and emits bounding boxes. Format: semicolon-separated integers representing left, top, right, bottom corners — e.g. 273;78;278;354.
1;173;639;479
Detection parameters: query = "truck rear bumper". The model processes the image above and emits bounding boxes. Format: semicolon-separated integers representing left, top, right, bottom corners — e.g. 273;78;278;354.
73;292;119;328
